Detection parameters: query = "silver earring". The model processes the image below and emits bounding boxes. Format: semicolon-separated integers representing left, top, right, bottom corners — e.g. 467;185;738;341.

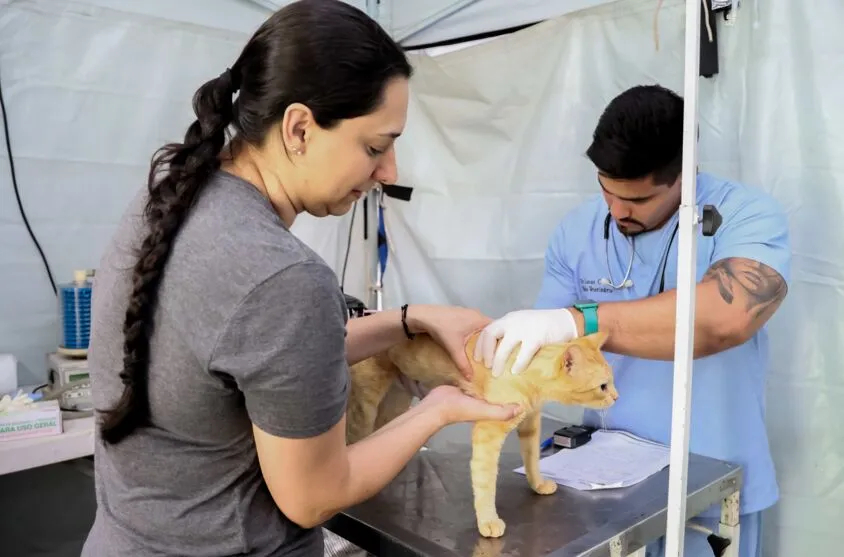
288;144;302;155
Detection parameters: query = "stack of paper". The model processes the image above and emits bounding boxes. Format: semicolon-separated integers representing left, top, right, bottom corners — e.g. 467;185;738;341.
514;430;670;491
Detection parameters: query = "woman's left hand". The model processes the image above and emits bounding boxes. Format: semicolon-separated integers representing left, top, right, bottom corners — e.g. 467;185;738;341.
406;305;492;380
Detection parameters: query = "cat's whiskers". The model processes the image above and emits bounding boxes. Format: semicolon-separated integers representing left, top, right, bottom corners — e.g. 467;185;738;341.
595;353;623;432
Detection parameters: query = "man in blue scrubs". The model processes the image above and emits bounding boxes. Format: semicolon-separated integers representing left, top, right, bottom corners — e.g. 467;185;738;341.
473;85;790;557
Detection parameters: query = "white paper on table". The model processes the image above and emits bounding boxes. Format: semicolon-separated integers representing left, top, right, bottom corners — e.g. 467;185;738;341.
514;429;670;491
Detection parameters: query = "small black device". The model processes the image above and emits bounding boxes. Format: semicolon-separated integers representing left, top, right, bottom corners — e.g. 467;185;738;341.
701;204;723;236
553;425;595;449
343;293;368;319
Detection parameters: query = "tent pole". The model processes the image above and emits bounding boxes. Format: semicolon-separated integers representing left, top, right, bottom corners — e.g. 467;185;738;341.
363;188;382;310
664;0;703;555
363;0;384;311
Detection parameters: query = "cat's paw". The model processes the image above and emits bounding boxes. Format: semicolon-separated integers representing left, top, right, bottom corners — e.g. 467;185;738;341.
478;517;506;538
531;477;558;495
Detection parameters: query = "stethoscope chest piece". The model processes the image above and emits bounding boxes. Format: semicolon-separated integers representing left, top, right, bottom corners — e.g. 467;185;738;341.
599;202;721;293
600;212;680;293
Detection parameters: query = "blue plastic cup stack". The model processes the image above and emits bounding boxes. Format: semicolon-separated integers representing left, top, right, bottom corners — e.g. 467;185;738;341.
58;270;93;356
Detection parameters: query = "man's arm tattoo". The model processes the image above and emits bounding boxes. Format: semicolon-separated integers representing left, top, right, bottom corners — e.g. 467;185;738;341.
703;258;787;320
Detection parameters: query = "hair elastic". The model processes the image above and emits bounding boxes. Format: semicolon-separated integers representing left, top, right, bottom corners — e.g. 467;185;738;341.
401;304;415;340
220;67;241;92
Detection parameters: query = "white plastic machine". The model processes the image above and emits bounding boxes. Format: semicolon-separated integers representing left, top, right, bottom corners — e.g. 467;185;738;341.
46;352;92;412
44;269;94;412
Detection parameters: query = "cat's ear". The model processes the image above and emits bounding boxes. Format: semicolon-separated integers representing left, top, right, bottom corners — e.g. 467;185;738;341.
584;331;608;349
555;345;582;377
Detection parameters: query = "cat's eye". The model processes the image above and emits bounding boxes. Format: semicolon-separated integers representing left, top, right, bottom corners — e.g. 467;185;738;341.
600;383;608;392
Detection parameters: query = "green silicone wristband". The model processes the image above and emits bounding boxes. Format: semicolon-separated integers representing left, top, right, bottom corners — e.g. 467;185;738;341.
574;302;599;335
582;307;598;335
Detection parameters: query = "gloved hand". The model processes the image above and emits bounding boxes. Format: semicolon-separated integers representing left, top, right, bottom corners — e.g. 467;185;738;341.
472;308;579;377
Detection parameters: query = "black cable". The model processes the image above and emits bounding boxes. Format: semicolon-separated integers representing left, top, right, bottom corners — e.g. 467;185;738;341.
339;201;357;291
0;72;57;295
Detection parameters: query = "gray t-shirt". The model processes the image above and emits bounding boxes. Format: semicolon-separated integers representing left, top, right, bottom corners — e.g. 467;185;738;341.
81;170;350;556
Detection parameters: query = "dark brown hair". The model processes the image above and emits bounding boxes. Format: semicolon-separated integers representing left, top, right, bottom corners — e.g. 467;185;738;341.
586;84;684;186
99;0;412;444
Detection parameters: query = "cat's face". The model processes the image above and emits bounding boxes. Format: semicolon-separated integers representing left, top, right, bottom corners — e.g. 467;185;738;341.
542;332;618;409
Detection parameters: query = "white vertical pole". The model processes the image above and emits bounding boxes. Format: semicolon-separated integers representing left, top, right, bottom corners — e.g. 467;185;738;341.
365;0;383;311
374;190;385;311
364;188;382;310
664;0;703;555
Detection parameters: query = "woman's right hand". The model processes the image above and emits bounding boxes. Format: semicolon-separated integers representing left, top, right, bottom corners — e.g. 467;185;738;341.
421;385;523;426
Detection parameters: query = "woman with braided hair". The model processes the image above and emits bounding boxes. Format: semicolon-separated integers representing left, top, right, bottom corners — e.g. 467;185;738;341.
81;1;519;556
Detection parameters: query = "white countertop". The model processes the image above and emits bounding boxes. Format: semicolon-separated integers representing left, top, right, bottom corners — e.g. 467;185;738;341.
0;414;95;476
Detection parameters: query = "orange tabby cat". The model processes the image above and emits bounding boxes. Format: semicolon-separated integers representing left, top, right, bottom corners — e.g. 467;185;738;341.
346;330;618;538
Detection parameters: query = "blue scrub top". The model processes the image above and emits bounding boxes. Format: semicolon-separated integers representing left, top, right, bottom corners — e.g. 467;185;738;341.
535;173;791;516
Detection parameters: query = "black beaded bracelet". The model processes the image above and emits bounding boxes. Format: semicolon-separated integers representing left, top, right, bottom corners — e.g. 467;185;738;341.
401;304;415;340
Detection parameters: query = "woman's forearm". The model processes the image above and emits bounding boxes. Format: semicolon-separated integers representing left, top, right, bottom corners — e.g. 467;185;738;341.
264;399;445;529
335;400;444;511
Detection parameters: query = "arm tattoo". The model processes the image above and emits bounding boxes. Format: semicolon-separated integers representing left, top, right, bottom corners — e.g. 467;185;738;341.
703;258;787;320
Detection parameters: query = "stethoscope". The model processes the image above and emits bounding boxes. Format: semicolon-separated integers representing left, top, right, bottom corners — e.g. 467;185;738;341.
600;212;679;294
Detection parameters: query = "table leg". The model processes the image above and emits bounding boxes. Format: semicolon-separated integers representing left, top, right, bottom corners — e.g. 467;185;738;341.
719;492;741;557
323;528;371;557
609;537;646;557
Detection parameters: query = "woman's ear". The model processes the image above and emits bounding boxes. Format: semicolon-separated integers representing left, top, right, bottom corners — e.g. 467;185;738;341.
280;102;313;154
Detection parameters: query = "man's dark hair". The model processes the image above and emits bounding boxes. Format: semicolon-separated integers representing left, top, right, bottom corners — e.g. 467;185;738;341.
585;84;684;185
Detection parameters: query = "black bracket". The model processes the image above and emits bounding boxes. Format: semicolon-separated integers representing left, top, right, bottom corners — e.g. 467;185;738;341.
382;184;414;202
701;204;722;237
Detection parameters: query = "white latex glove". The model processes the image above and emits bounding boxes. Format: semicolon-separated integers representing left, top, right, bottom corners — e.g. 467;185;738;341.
473;308;579;377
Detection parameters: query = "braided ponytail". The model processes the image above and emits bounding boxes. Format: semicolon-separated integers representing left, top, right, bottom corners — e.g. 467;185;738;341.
99;69;240;444
99;0;413;443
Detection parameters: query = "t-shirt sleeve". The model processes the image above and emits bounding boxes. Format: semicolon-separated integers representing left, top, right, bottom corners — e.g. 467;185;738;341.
534;223;579;309
210;260;350;439
710;189;792;285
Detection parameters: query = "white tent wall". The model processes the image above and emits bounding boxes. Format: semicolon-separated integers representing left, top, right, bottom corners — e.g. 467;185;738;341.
246;0;619;46
0;0;626;387
382;0;844;555
0;0;840;555
0;0;369;385
375;0;615;44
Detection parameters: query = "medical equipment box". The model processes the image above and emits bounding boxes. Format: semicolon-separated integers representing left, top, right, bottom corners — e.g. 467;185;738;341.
553;425;594;449
47;352;92;411
0;398;62;442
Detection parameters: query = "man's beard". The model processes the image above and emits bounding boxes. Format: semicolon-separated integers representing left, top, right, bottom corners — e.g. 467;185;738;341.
616;208;678;237
616;219;647;237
